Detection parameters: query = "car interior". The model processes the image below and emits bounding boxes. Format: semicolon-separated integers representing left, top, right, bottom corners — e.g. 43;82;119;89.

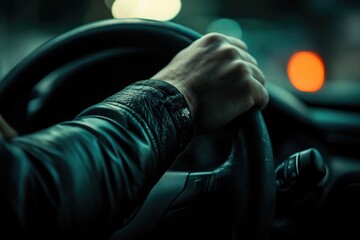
1;0;359;239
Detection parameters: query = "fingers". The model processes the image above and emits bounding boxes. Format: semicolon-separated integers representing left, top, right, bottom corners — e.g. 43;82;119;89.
254;80;269;111
202;32;251;58
225;37;266;88
158;32;270;132
233;56;269;112
229;47;266;87
223;35;248;51
248;62;266;85
204;33;248;51
227;46;258;67
229;59;268;110
203;33;264;83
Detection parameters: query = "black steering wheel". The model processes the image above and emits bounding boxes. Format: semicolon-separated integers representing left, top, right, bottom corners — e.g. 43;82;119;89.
0;18;275;239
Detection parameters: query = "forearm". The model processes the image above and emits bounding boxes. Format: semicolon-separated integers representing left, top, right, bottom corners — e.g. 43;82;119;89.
0;80;193;239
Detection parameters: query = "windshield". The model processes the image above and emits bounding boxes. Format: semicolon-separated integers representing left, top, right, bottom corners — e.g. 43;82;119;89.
1;0;359;107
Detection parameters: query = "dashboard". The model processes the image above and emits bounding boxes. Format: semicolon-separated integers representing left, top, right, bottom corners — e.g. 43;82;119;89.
169;80;360;239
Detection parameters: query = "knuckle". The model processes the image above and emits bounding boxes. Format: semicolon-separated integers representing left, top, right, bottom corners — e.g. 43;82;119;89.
219;45;239;59
202;32;226;45
231;61;251;75
259;74;266;85
238;39;248;50
244;78;256;93
221;44;240;59
263;88;270;105
251;55;258;65
253;81;269;109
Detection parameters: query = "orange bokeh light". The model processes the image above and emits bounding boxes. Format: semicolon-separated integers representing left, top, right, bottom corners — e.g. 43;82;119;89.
287;51;325;92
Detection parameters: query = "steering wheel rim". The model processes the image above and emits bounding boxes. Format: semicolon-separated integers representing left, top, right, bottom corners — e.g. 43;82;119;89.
0;18;200;133
0;18;275;239
216;110;275;239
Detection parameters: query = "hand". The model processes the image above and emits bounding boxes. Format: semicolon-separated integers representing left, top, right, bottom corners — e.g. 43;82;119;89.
0;114;18;139
152;33;269;133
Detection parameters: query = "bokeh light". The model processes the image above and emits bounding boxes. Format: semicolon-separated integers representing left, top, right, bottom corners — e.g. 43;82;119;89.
111;0;182;21
287;51;325;92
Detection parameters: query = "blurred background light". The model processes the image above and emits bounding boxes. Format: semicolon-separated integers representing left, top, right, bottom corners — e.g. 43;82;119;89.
207;18;243;39
1;0;359;97
287;51;325;92
111;0;182;21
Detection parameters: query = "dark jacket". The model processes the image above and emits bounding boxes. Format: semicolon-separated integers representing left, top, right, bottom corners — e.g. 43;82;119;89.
0;80;193;239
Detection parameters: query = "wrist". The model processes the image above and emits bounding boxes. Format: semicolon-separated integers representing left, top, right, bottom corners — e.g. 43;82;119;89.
158;79;198;127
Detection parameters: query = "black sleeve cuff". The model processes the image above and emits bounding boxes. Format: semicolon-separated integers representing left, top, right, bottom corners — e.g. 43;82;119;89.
79;79;194;169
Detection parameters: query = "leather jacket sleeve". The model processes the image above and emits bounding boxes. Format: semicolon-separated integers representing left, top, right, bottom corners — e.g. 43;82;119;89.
0;79;193;239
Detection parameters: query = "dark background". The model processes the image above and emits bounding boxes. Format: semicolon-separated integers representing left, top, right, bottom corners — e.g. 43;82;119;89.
1;0;359;98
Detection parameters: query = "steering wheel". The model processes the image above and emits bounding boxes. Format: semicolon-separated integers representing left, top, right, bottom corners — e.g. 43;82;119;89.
0;18;275;239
